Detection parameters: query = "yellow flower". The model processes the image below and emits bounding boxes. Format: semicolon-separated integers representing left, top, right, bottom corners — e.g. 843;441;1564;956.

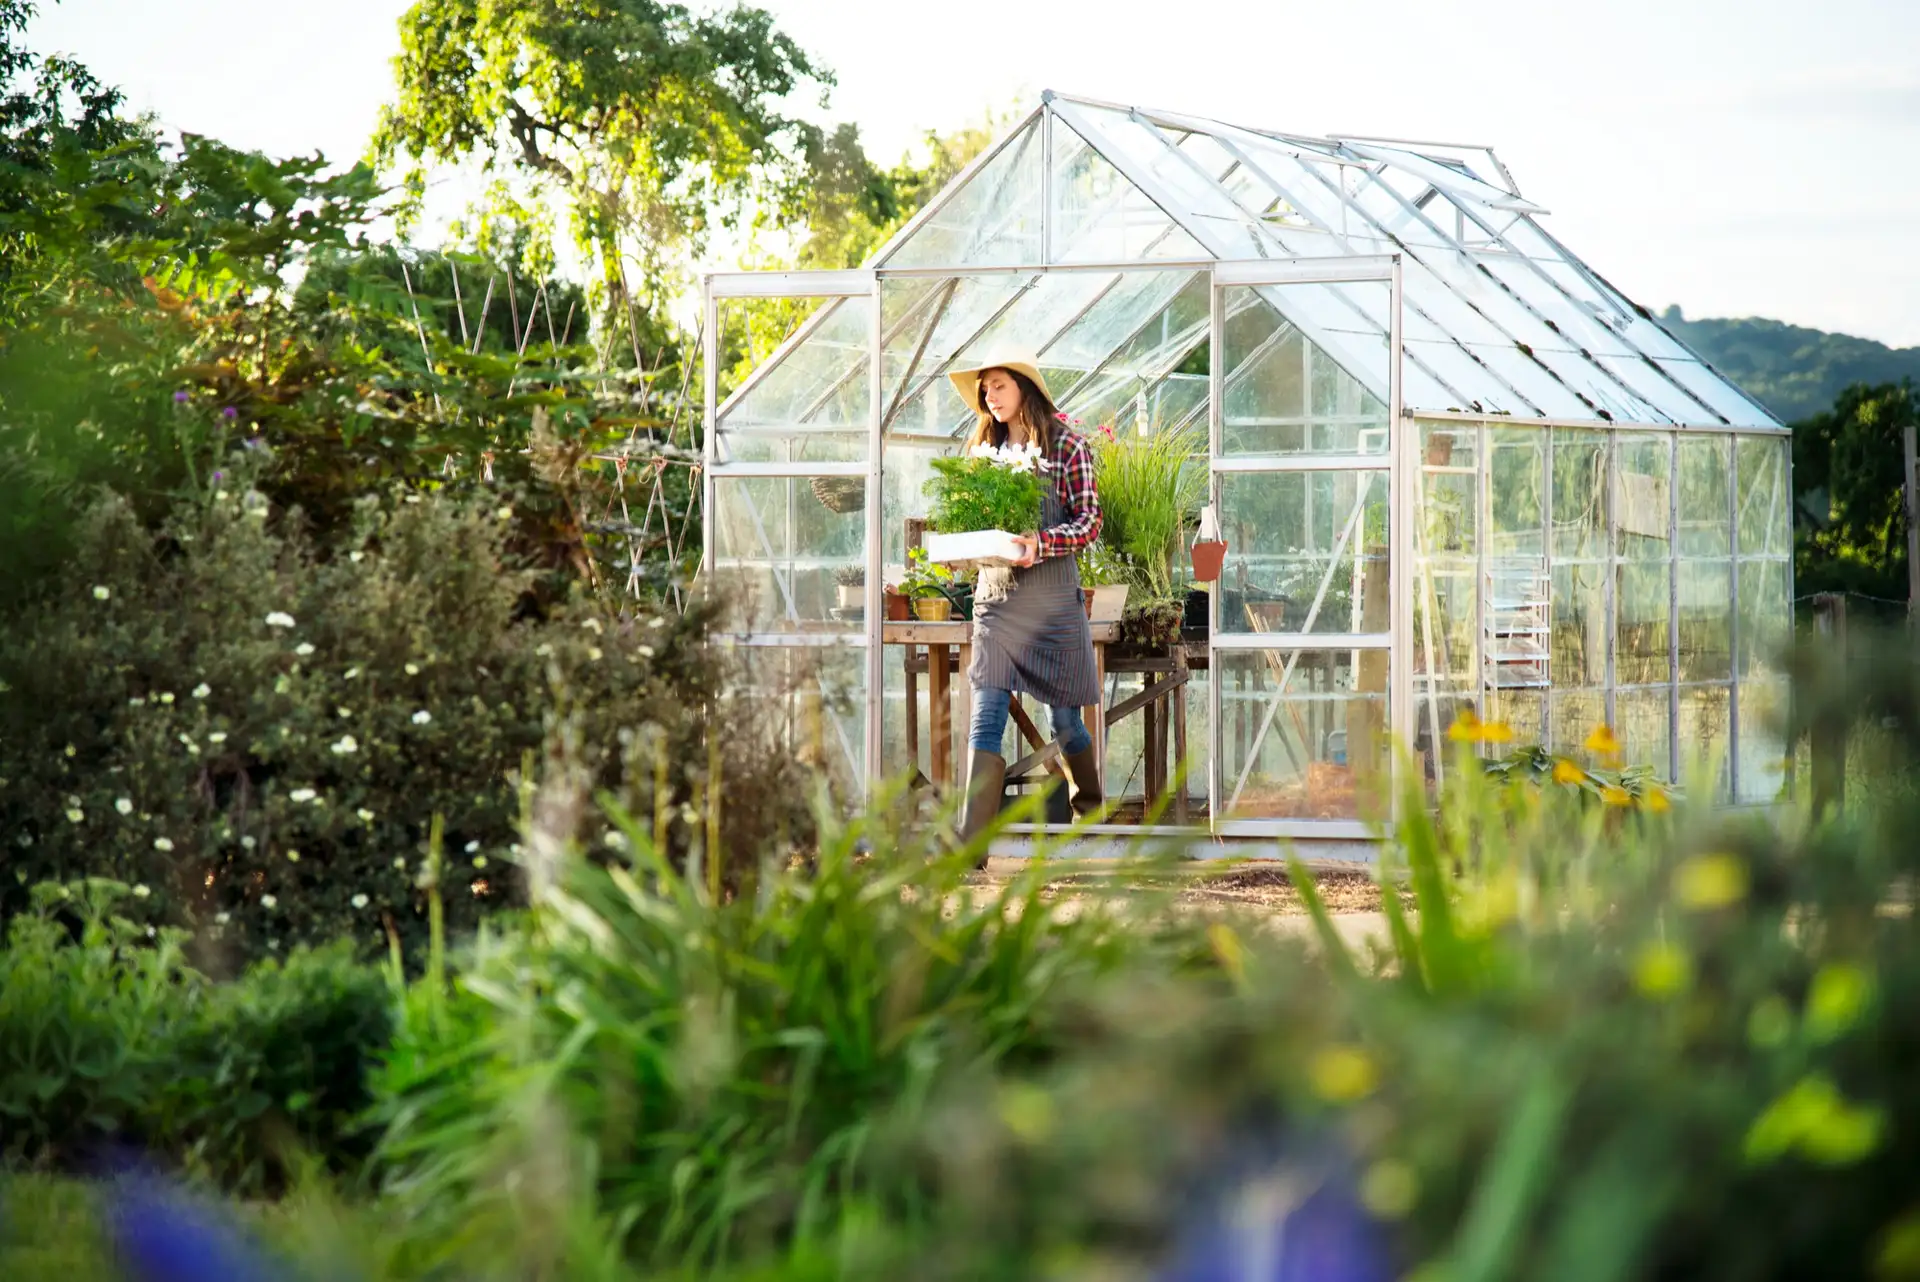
1477;719;1515;744
1600;785;1632;807
1583;724;1622;756
1447;710;1515;745
1633;941;1692;1000
1674;852;1748;911
1551;757;1584;786
1309;1044;1380;1102
1641;787;1672;813
1359;1159;1420;1219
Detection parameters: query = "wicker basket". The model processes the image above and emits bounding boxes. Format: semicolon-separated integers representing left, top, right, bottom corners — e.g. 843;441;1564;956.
810;476;866;514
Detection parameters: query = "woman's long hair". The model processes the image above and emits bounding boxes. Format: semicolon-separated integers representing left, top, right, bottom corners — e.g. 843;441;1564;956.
963;368;1063;456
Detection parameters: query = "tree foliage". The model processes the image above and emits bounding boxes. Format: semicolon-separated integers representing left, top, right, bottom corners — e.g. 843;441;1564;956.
373;0;831;328
1792;380;1915;603
1663;306;1920;426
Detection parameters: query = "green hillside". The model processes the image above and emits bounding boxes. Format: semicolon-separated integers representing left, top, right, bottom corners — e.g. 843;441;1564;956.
1657;306;1920;425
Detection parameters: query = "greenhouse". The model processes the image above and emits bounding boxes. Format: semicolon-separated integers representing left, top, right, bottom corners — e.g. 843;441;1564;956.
701;90;1792;840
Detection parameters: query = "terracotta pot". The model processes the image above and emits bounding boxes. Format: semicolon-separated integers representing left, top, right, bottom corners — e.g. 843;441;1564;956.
913;596;952;622
1425;432;1455;467
1190;539;1227;583
884;591;911;622
1082;588;1096;619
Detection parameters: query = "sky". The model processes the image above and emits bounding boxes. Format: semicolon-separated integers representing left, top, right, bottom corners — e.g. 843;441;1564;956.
22;0;1920;347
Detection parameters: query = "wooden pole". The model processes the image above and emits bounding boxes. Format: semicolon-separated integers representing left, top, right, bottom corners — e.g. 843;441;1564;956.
1904;424;1918;632
1810;592;1846;817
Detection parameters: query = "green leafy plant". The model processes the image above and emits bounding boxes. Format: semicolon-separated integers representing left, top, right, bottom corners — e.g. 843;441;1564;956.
924;447;1046;536
899;547;956;601
1089;419;1206;597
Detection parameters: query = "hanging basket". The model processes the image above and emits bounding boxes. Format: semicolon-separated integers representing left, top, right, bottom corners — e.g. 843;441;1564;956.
810;476;866;514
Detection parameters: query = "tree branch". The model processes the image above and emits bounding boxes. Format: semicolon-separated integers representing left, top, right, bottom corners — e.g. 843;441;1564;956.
507;102;576;187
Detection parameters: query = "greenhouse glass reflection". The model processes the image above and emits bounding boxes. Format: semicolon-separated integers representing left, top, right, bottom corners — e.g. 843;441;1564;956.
700;91;1792;840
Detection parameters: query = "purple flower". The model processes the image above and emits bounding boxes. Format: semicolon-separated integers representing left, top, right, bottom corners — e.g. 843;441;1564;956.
172;390;189;404
221;406;238;420
101;1170;289;1282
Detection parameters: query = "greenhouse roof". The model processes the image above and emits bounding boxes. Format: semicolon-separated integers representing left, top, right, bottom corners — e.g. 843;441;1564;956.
852;91;1780;432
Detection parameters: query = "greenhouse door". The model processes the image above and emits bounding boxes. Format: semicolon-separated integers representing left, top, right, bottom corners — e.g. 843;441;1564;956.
703;269;883;804
1207;257;1410;838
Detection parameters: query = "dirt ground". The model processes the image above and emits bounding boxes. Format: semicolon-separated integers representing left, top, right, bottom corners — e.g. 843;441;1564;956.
974;859;1403;916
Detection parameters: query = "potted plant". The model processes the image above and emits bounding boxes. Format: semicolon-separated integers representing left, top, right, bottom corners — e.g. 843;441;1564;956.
833;564;865;611
1076;540;1132;623
901;548;957;622
1090;418;1207;600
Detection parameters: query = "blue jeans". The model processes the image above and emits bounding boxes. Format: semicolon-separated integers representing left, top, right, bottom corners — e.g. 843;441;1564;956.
970;687;1092;757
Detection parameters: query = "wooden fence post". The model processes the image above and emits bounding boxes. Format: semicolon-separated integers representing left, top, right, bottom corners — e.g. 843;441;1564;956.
1810;592;1847;817
1903;424;1917;633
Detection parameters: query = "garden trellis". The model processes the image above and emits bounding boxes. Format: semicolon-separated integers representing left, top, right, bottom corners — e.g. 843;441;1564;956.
700;90;1792;839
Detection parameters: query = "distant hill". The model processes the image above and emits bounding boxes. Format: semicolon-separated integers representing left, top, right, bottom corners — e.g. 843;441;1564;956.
1656;307;1920;425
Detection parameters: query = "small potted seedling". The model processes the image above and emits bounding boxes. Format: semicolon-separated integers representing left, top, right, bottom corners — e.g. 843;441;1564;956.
833;564;865;610
901;548;956;622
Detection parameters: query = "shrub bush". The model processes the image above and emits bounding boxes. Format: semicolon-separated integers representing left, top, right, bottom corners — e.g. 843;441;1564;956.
0;880;393;1194
0;459;816;965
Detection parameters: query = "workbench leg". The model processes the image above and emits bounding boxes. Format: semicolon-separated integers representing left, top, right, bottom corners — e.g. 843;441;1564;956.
1173;647;1190;825
956;642;973;774
1146;686;1165;812
904;645;919;781
1086;642;1107;783
929;644;951;790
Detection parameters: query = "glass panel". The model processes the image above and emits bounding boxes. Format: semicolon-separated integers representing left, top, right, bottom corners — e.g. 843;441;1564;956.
1614;432;1671;560
1657;358;1778;429
1488;426;1546;559
1483;687;1545;748
1551;428;1609;561
1736;436;1791;557
1414;565;1476;685
718;295;871;456
881;439;942;573
1219;470;1390;637
1735;678;1790;805
1551;562;1607;688
732;646;867;802
887;119;1043;268
1218;649;1390;821
1412;694;1474;794
1676;684;1732;802
1038;269;1201;371
1051;115;1206;263
1549;688;1607;758
1676;560;1733;682
1677;434;1732;557
1615;561;1671;685
1096;665;1211;824
1221;283;1391;457
712;476;865;635
1416;421;1477;556
1614;686;1673;779
1055;102;1267;259
1736;558;1791;677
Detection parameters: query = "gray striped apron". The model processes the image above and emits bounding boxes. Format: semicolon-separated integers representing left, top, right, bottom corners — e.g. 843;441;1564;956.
968;484;1100;707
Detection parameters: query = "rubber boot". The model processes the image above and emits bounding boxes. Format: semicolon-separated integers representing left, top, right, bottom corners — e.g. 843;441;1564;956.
960;749;1007;865
1060;744;1105;820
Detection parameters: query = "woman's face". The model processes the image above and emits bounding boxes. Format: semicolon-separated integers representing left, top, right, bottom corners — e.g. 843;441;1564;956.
980;368;1022;424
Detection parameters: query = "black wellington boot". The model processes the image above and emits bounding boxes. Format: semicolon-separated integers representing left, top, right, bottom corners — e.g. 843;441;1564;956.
1060;744;1105;820
960;750;1007;866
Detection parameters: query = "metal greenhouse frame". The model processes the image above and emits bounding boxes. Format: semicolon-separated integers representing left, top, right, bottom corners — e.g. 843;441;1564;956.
698;90;1793;840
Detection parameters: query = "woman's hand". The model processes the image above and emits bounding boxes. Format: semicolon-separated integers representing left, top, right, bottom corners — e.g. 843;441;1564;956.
1010;534;1039;567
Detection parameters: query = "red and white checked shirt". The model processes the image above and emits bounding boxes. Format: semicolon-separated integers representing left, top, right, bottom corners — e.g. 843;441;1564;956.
1038;428;1102;560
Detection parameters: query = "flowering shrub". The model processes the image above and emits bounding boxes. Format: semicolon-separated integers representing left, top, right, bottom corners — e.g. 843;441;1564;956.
924;442;1047;536
0;469;815;964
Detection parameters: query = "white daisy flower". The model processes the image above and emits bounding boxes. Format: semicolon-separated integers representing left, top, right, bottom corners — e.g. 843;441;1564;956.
495;506;513;520
265;612;296;628
128;697;145;707
286;850;301;863
215;912;230;925
260;894;277;908
157;692;174;704
330;735;358;755
588;647;603;661
344;667;361;680
133;884;150;898
191;683;211;699
153;837;174;852
349;550;365;562
411;710;431;725
115;798;133;815
535;643;553;657
93;585;111;600
337;707;353;718
465;840;479;852
638;645;656;659
357;808;375;822
393;857;406;870
351;893;369;909
404;663;419;675
241;836;257;850
208;731;228;745
65;809;84;823
294;642;315;657
289;787;317;803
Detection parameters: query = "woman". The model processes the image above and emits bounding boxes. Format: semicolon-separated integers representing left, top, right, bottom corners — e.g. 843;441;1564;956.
945;352;1104;844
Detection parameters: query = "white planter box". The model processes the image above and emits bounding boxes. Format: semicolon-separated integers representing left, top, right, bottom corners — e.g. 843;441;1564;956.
924;529;1025;568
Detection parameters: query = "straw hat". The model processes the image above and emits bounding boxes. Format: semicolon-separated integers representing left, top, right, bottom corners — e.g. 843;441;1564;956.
947;351;1052;413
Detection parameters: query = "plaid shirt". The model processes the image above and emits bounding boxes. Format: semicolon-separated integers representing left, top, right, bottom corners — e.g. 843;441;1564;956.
1038;429;1102;560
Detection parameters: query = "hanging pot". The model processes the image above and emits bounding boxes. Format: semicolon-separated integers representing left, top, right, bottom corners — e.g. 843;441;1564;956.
1190;502;1227;584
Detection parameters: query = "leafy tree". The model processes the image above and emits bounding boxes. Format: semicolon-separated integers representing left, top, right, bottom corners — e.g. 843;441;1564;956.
1661;306;1920;426
792;116;998;269
372;0;831;343
1792;380;1916;606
